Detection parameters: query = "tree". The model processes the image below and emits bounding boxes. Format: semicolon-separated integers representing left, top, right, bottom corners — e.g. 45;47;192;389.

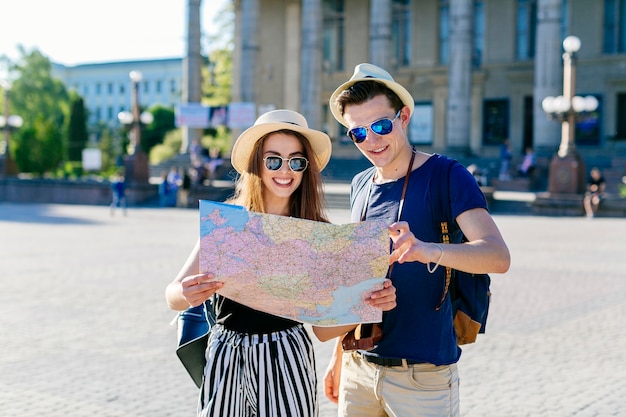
4;47;70;175
141;105;176;153
203;49;232;106
13;116;63;176
66;93;88;161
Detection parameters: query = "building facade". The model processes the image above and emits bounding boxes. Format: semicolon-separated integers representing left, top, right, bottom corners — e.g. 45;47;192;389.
52;58;183;131
231;0;626;159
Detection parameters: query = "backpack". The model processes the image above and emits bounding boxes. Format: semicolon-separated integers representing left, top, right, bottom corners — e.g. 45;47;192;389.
175;297;216;388
431;157;491;345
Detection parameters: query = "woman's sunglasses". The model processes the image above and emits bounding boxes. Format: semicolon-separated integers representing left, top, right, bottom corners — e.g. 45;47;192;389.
263;156;309;172
347;111;401;143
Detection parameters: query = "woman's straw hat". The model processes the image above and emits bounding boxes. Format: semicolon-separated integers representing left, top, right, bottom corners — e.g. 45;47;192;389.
231;109;332;173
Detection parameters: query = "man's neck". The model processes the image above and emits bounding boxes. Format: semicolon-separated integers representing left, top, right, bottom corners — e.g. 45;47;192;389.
373;147;424;184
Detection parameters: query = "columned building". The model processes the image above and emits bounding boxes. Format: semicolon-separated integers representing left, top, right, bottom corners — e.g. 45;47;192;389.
232;0;626;160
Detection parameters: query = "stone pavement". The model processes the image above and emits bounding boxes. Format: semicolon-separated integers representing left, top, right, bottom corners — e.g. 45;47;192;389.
1;202;625;417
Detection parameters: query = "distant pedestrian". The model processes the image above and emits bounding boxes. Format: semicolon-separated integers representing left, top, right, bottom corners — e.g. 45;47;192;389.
166;166;182;207
158;171;170;207
499;138;513;180
110;171;127;216
518;147;536;177
583;167;606;218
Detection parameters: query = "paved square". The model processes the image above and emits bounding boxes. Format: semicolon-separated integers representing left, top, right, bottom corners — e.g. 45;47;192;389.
1;203;624;416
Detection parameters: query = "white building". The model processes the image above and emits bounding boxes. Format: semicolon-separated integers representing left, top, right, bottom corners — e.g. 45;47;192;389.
52;58;183;128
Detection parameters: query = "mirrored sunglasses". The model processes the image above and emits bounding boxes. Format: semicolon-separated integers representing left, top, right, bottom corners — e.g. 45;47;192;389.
263;156;309;172
347;111;401;143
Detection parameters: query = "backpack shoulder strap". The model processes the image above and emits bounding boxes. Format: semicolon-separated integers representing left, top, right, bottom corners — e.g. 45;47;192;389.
430;155;455;310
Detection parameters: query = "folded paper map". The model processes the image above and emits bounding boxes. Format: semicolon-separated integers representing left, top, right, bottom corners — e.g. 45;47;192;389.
199;200;389;326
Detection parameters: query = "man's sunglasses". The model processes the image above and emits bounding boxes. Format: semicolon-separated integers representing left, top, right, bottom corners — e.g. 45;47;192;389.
347;111;401;143
263;156;309;172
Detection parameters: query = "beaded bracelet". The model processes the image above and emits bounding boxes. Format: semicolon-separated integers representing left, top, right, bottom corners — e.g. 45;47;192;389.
427;243;444;274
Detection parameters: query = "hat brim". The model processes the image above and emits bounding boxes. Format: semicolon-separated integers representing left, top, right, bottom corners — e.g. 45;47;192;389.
329;78;415;127
231;122;332;174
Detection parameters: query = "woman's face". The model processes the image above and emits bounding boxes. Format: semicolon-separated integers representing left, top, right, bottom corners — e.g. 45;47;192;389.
261;132;307;203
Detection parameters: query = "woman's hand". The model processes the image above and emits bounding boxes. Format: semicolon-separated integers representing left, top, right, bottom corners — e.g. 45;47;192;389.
364;279;396;311
180;273;224;307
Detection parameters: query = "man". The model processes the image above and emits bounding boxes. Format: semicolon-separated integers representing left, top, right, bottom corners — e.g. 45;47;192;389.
321;63;511;417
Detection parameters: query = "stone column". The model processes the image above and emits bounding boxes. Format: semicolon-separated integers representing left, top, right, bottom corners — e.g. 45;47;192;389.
445;0;473;152
369;0;393;68
533;0;562;152
300;0;322;129
182;0;203;154
240;0;259;103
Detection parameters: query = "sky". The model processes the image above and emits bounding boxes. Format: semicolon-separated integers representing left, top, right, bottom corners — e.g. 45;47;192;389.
0;0;230;70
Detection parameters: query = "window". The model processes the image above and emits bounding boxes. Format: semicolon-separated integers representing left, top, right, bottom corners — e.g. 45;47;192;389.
604;0;626;53
516;0;537;59
120;83;125;95
474;0;484;67
107;106;114;120
143;80;149;94
156;80;162;94
323;0;345;72
107;82;113;94
392;0;411;67
170;79;177;94
575;95;602;146
616;93;626;139
439;1;483;66
95;83;101;95
439;0;450;65
483;99;509;146
517;0;568;60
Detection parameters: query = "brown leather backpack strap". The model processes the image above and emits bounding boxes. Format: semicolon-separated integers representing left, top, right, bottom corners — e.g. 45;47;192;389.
435;221;452;311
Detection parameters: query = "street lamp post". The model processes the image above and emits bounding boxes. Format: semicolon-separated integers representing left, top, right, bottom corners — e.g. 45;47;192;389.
0;81;23;177
118;71;153;184
542;36;599;194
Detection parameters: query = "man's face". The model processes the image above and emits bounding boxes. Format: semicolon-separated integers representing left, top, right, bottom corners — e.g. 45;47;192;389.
343;94;408;170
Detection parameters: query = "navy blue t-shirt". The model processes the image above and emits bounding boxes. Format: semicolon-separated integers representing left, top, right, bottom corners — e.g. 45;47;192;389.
350;154;487;365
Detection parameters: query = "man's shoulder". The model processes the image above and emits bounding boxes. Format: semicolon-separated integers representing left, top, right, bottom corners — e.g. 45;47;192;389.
351;167;376;188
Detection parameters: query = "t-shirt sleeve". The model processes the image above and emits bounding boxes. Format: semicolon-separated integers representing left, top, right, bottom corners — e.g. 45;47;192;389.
449;161;489;221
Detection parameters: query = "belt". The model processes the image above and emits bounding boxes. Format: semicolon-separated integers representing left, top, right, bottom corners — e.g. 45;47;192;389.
360;353;423;367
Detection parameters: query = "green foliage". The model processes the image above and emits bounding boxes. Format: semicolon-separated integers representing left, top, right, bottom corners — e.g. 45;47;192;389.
4;47;70;176
141;105;176;153
67;94;88;161
13;117;64;176
201;125;231;156
97;126;124;174
203;49;232;106
149;129;183;165
57;161;83;179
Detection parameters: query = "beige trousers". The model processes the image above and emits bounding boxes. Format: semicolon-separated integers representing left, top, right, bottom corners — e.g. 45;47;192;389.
338;351;460;417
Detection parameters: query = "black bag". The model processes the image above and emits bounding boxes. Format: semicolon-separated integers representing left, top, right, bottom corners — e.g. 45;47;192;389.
175;298;216;388
432;157;491;345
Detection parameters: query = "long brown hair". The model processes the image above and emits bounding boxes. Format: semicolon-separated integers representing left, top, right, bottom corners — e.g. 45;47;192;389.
227;129;329;222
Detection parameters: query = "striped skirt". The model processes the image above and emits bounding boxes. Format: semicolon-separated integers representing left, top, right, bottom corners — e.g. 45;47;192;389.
198;324;318;417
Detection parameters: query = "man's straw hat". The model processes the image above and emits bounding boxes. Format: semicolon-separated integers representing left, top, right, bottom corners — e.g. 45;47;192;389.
329;63;415;127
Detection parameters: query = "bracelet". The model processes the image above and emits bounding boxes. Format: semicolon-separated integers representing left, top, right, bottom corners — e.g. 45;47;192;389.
427;243;444;274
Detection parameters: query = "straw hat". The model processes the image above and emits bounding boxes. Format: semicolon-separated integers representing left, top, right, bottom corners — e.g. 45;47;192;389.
231;109;332;174
329;63;415;127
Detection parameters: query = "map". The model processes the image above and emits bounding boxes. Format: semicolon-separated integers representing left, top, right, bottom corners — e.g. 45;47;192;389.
199;200;390;326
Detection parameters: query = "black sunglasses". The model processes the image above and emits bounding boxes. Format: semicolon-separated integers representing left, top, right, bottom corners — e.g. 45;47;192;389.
263;156;309;172
347;111;401;143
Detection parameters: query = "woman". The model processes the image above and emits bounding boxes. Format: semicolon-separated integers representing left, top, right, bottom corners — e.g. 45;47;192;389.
165;110;396;417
